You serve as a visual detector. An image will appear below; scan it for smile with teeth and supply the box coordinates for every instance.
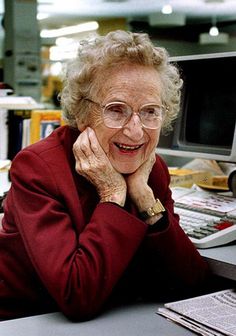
[115,143,143,151]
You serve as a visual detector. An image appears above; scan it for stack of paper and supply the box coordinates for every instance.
[158,289,236,336]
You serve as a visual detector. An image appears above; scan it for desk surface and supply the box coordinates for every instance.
[0,248,235,336]
[199,243,236,281]
[0,303,197,336]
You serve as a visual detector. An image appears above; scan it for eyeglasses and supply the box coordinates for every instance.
[85,98,164,129]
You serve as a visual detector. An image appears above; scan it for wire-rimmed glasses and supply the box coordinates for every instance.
[85,98,164,129]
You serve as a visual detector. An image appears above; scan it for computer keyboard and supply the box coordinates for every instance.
[175,206,236,248]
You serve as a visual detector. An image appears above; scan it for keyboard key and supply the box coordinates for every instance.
[215,221,234,230]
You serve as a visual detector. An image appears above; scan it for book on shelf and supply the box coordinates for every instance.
[0,88,12,160]
[0,108,8,160]
[22,118,31,149]
[30,109,64,144]
[7,110,32,160]
[5,109,65,161]
[158,288,236,336]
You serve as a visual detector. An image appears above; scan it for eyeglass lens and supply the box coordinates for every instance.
[103,102,163,129]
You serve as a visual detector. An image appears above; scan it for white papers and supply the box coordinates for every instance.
[172,187,236,216]
[171,186,196,201]
[0,160,11,196]
[158,308,223,336]
[0,171,11,196]
[0,160,11,170]
[158,289,236,336]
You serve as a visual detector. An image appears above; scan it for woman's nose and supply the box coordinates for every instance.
[122,113,144,141]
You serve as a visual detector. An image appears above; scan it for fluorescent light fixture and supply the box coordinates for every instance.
[40,21,99,38]
[50,44,78,61]
[149,12,185,27]
[161,4,173,14]
[50,62,63,76]
[55,37,74,46]
[199,32,229,44]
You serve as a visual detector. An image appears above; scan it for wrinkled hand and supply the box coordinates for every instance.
[125,149,157,212]
[73,127,127,206]
[126,149,156,193]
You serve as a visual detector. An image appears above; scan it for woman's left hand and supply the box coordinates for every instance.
[125,149,156,212]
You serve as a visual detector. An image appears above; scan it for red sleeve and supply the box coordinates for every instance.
[8,149,148,320]
[145,155,209,288]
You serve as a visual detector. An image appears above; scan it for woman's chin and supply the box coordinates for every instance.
[112,162,140,175]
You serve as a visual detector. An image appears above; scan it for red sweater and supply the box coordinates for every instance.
[0,126,209,320]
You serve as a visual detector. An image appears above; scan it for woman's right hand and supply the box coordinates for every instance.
[73,127,127,206]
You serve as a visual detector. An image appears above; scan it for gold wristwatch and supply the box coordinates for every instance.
[140,198,165,220]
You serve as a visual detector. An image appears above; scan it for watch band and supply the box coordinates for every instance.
[139,198,165,220]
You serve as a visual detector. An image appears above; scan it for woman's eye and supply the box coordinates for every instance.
[106,105,127,117]
[145,108,156,115]
[142,106,162,118]
[110,106,124,114]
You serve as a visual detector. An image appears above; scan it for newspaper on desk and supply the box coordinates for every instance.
[157,289,236,336]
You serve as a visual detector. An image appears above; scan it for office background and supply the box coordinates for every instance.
[0,3,236,334]
[1,0,236,105]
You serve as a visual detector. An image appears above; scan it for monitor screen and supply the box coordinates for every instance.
[158,52,236,163]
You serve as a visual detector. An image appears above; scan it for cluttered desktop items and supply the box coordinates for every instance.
[169,159,236,249]
[172,187,236,249]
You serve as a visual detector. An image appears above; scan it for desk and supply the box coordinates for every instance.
[0,303,196,336]
[0,247,235,335]
[199,243,236,281]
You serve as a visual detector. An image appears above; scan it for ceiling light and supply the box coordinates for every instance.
[209,25,219,36]
[199,14,228,45]
[161,4,173,14]
[40,21,99,38]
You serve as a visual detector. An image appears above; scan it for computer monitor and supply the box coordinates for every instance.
[158,52,236,163]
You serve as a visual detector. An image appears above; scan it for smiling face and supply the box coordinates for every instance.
[82,63,163,174]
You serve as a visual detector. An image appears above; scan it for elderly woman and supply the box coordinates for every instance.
[0,30,209,321]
